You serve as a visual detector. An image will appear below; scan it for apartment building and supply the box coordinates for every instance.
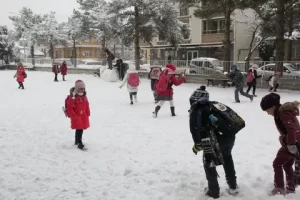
[140,2,260,64]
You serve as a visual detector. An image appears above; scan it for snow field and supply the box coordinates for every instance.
[0,70,299,200]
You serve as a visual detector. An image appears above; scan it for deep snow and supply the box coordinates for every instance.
[0,70,300,200]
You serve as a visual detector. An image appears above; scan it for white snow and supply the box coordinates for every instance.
[100,67,119,82]
[0,71,300,200]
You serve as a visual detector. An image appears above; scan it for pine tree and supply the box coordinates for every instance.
[0,26,16,64]
[108,0,185,70]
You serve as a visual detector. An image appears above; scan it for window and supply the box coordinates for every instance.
[182,24,190,39]
[83,51,91,57]
[203,19,227,34]
[179,7,189,16]
[158,31,166,41]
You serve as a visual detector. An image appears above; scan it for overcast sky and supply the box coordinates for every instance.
[0,0,80,29]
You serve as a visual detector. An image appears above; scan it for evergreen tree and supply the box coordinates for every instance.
[108,0,185,70]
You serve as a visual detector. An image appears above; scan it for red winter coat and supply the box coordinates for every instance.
[52,65,60,74]
[66,94,90,130]
[60,64,67,75]
[275,102,300,146]
[16,67,25,82]
[156,75,185,96]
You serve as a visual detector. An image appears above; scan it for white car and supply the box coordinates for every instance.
[256,63,300,78]
[189,57,223,74]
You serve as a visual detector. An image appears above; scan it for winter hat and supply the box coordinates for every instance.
[190,86,209,105]
[275,71,281,76]
[166,64,176,72]
[260,93,281,111]
[153,60,160,65]
[231,65,238,71]
[75,80,86,93]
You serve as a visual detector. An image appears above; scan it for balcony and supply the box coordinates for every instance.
[202,30,233,44]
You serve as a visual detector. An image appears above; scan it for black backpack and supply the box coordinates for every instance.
[209,101,245,135]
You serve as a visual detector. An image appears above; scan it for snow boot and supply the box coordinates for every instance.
[130,101,133,105]
[134,96,138,103]
[204,187,220,199]
[250,95,254,102]
[268,187,286,196]
[78,143,85,150]
[153,106,161,118]
[170,107,176,116]
[228,187,239,196]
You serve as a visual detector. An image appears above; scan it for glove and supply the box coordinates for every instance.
[287,145,298,154]
[192,144,202,155]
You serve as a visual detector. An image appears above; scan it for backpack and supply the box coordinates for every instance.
[128,73,140,87]
[149,67,161,79]
[155,68,173,93]
[246,71,254,82]
[209,101,245,135]
[23,72,27,78]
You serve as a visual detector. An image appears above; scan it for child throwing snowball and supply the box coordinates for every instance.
[119,69,140,105]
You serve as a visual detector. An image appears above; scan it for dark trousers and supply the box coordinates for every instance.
[273,147,295,191]
[204,136,237,194]
[54,73,58,82]
[120,68,125,80]
[75,129,83,145]
[270,84,279,92]
[235,86,252,101]
[62,75,65,81]
[150,79,158,101]
[246,82,256,95]
[295,157,300,186]
[129,92,137,101]
[18,82,24,89]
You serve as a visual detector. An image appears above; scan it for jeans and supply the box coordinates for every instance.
[75,129,83,145]
[204,135,237,194]
[235,86,252,101]
[246,82,256,95]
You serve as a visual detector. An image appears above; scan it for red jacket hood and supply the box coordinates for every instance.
[166,64,176,71]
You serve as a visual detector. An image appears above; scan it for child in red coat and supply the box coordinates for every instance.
[60,61,68,81]
[261,93,300,195]
[66,80,90,150]
[14,63,26,89]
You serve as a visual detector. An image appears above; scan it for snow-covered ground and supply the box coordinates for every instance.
[1,70,300,200]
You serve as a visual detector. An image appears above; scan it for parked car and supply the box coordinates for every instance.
[256,63,300,78]
[189,57,223,74]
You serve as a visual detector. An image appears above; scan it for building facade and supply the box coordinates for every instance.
[140,2,260,65]
[53,35,104,61]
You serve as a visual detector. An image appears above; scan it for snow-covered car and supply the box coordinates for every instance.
[256,63,300,78]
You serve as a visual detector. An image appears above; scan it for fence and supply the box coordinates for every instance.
[2,64,300,91]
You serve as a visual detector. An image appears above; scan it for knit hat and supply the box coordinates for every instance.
[231,65,238,71]
[75,80,85,93]
[260,93,281,111]
[190,85,209,105]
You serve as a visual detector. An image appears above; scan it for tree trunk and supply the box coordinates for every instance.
[285,8,293,61]
[223,4,232,72]
[134,6,140,70]
[73,38,77,68]
[275,0,285,72]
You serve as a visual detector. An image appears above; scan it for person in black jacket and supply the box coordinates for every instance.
[246,64,261,97]
[189,86,239,199]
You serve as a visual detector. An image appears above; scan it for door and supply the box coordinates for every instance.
[187,51,198,65]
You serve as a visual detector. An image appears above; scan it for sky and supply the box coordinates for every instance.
[0,0,80,29]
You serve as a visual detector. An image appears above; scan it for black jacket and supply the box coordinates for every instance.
[189,99,212,144]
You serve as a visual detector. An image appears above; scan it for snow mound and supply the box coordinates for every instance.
[101,68,119,82]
